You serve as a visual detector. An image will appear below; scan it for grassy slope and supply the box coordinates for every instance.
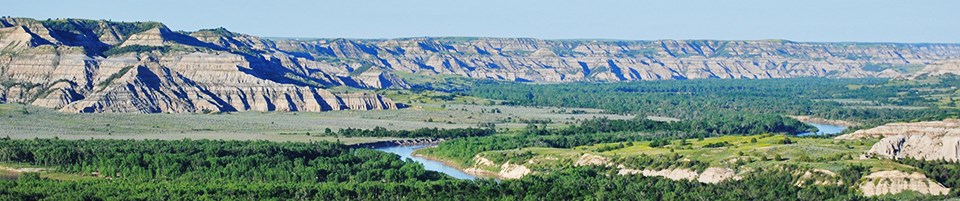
[0,91,631,142]
[439,134,914,175]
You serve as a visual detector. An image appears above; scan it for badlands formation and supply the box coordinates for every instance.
[0,18,397,113]
[838,119,960,162]
[4,17,960,113]
[837,119,960,196]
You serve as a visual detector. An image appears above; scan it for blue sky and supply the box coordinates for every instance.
[3,0,959,43]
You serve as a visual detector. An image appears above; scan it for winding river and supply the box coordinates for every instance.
[375,145,478,180]
[375,121,847,179]
[797,122,848,136]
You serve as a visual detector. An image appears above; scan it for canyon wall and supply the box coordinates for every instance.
[4,17,960,113]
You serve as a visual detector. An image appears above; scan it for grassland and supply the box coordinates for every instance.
[459,134,913,174]
[0,92,631,143]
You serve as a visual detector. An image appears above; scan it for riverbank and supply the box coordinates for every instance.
[411,150,502,179]
[790,116,858,127]
[372,145,480,180]
[348,138,445,149]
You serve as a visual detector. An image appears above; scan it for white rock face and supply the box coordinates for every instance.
[472,156,496,166]
[274,37,960,83]
[572,154,740,184]
[498,162,531,179]
[0,17,399,113]
[697,167,739,184]
[464,156,533,179]
[119,27,170,47]
[795,169,843,187]
[574,154,612,167]
[912,59,960,78]
[859,170,950,196]
[838,119,960,162]
[617,167,741,184]
[7,16,960,113]
[639,168,700,181]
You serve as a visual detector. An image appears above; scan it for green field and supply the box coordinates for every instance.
[439,134,914,176]
[0,93,632,143]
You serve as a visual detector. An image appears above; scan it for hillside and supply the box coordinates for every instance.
[0,17,398,113]
[2,17,960,113]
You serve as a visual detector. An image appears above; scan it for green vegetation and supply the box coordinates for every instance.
[102,45,171,56]
[898,158,960,196]
[4,73,960,199]
[862,63,925,73]
[0,138,883,200]
[39,19,102,34]
[97,66,133,89]
[196,27,238,37]
[349,64,374,76]
[458,77,960,128]
[558,114,814,136]
[329,127,494,138]
[419,115,813,166]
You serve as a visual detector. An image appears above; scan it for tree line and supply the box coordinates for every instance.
[0,138,892,200]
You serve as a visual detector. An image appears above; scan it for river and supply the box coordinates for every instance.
[375,145,478,180]
[797,122,848,136]
[374,121,846,180]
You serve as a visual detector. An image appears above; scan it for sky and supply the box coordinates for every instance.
[3,0,959,43]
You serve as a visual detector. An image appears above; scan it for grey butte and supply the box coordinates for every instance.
[838,119,960,162]
[3,17,960,113]
[0,17,397,113]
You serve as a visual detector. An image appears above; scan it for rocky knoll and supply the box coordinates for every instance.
[0,17,398,113]
[838,119,960,162]
[574,154,741,184]
[912,59,960,78]
[859,170,950,196]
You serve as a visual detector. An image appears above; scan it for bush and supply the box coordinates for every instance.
[103,45,170,56]
[776,136,794,144]
[702,141,730,148]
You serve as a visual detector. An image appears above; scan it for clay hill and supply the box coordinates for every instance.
[3,17,960,113]
[838,119,960,162]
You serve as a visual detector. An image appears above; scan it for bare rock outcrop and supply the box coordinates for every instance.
[621,168,700,181]
[697,167,740,184]
[473,155,496,166]
[275,37,960,83]
[497,162,532,179]
[618,167,741,184]
[6,17,960,113]
[795,169,843,187]
[463,155,532,179]
[0,17,398,113]
[573,154,739,184]
[859,170,950,196]
[838,119,960,162]
[119,27,171,47]
[574,154,612,167]
[911,59,960,78]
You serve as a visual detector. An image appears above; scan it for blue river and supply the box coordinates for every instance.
[377,122,846,180]
[797,122,847,137]
[375,145,478,180]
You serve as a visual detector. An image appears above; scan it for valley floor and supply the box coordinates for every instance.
[0,103,631,144]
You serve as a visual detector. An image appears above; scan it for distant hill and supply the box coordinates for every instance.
[2,17,959,113]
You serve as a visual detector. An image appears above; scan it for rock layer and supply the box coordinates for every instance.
[5,17,960,113]
[838,119,960,162]
[859,170,950,196]
[0,17,398,113]
[274,38,960,83]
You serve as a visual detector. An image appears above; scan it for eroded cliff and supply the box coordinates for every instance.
[838,119,960,162]
[4,17,960,113]
[0,17,398,113]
